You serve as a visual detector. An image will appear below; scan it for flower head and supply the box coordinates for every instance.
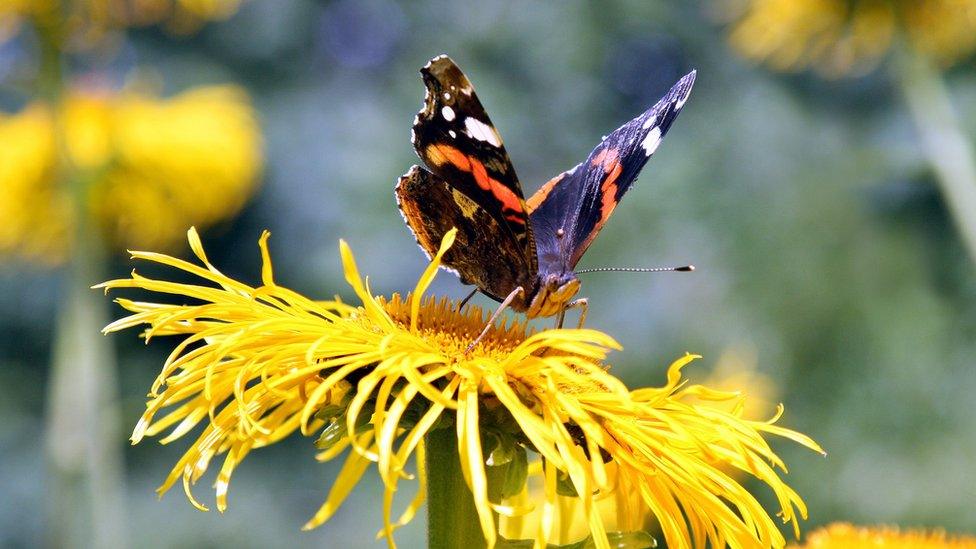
[101,228,823,549]
[793,523,976,548]
[0,85,261,264]
[723,0,976,77]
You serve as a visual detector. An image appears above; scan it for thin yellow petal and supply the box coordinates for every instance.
[303,438,375,530]
[409,227,457,332]
[458,383,496,547]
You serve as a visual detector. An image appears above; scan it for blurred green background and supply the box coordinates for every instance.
[2,1,975,547]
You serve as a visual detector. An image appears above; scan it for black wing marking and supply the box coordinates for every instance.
[528,70,696,271]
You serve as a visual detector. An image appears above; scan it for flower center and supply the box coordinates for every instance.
[380,293,531,356]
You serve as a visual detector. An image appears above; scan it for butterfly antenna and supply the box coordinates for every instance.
[576,265,695,274]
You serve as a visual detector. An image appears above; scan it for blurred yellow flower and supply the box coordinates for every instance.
[0,85,261,264]
[85,0,244,35]
[688,344,779,421]
[0,0,243,44]
[723,0,976,76]
[0,0,40,42]
[100,227,823,549]
[793,523,976,548]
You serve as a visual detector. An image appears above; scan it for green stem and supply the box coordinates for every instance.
[425,426,488,549]
[46,217,126,549]
[37,8,127,549]
[896,48,976,265]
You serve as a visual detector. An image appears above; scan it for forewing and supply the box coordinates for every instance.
[412,55,537,275]
[396,165,524,302]
[528,71,696,270]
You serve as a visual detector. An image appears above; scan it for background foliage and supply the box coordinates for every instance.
[1,1,974,547]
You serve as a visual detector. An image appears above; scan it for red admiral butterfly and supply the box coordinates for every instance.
[397,55,695,329]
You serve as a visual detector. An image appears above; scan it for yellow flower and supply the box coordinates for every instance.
[0,85,261,264]
[792,523,976,548]
[723,0,976,77]
[99,228,824,549]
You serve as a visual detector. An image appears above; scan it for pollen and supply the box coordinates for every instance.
[381,293,529,357]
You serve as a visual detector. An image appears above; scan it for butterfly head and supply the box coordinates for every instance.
[526,270,581,319]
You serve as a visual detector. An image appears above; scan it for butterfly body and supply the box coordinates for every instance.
[397,55,694,320]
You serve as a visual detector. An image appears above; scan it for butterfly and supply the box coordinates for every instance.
[396,54,695,327]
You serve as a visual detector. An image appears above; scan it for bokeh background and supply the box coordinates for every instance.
[2,1,975,547]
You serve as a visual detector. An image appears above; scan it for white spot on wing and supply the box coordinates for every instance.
[442,106,455,121]
[641,127,662,156]
[448,130,456,138]
[463,117,501,147]
[443,91,452,101]
[676,93,689,109]
[642,115,658,130]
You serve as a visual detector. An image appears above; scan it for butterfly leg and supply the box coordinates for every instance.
[466,286,524,353]
[555,308,567,329]
[457,288,478,312]
[566,298,589,328]
[553,298,588,329]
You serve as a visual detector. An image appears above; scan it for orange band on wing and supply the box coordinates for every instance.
[426,143,526,224]
[599,159,623,224]
[526,173,564,212]
[477,165,524,221]
[426,143,471,172]
[470,156,491,190]
[591,147,620,171]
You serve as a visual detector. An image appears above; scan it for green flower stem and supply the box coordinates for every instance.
[37,10,127,549]
[896,48,976,265]
[425,426,489,549]
[46,211,126,549]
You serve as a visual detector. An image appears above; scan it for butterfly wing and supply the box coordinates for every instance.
[411,55,537,278]
[396,165,525,302]
[528,71,696,271]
